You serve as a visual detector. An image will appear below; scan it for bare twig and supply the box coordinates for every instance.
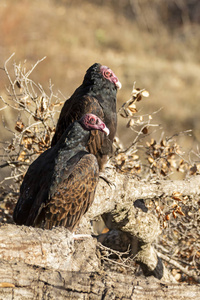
[25,56,46,78]
[157,251,200,283]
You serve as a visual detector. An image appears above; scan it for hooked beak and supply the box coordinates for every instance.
[115,80,122,89]
[102,125,110,136]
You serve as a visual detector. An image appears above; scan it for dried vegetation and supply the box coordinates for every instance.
[0,56,199,284]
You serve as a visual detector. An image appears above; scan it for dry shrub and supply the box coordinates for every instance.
[0,56,199,283]
[0,54,64,191]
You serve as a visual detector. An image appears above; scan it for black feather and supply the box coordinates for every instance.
[51,63,119,170]
[13,119,100,230]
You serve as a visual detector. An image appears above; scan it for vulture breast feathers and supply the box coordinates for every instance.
[51,63,121,170]
[13,114,109,231]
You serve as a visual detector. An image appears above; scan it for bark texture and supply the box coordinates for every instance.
[0,169,200,299]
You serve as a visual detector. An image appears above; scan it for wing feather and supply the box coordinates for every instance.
[52,95,103,145]
[41,153,99,230]
[13,147,56,225]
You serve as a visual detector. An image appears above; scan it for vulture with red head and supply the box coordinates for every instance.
[13,114,109,230]
[51,63,121,170]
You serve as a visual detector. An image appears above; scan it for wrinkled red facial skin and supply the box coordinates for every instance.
[80,114,109,135]
[100,65,121,89]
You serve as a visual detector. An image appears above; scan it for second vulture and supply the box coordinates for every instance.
[51,63,121,170]
[13,114,109,231]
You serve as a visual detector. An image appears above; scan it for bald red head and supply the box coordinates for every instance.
[100,65,122,89]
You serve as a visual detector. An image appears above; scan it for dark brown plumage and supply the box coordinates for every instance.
[13,114,109,231]
[51,63,121,170]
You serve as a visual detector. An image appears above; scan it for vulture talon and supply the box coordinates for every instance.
[99,174,116,189]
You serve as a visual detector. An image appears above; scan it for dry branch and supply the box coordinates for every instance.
[89,168,200,218]
[1,56,200,298]
[0,172,200,298]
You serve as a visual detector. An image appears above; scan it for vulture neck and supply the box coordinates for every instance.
[90,80,117,107]
[83,66,117,104]
[56,122,89,152]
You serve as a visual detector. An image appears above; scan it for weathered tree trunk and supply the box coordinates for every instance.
[0,224,200,300]
[0,169,200,299]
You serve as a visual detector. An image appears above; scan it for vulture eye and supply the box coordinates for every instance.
[89,117,96,124]
[105,70,112,77]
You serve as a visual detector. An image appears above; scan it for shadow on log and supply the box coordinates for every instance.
[0,224,200,299]
[0,168,200,299]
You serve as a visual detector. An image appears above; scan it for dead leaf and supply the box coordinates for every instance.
[172,192,182,201]
[165,214,170,221]
[141,90,149,97]
[190,164,197,175]
[0,282,15,288]
[176,206,185,216]
[172,211,177,219]
[142,126,148,134]
[18,151,27,162]
[126,119,135,128]
[15,121,24,132]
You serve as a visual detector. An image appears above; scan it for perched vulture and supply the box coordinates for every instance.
[13,114,109,231]
[51,63,121,170]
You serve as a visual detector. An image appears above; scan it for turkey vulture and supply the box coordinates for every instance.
[13,114,109,231]
[51,63,121,170]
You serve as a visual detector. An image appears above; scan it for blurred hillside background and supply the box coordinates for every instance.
[0,0,200,180]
